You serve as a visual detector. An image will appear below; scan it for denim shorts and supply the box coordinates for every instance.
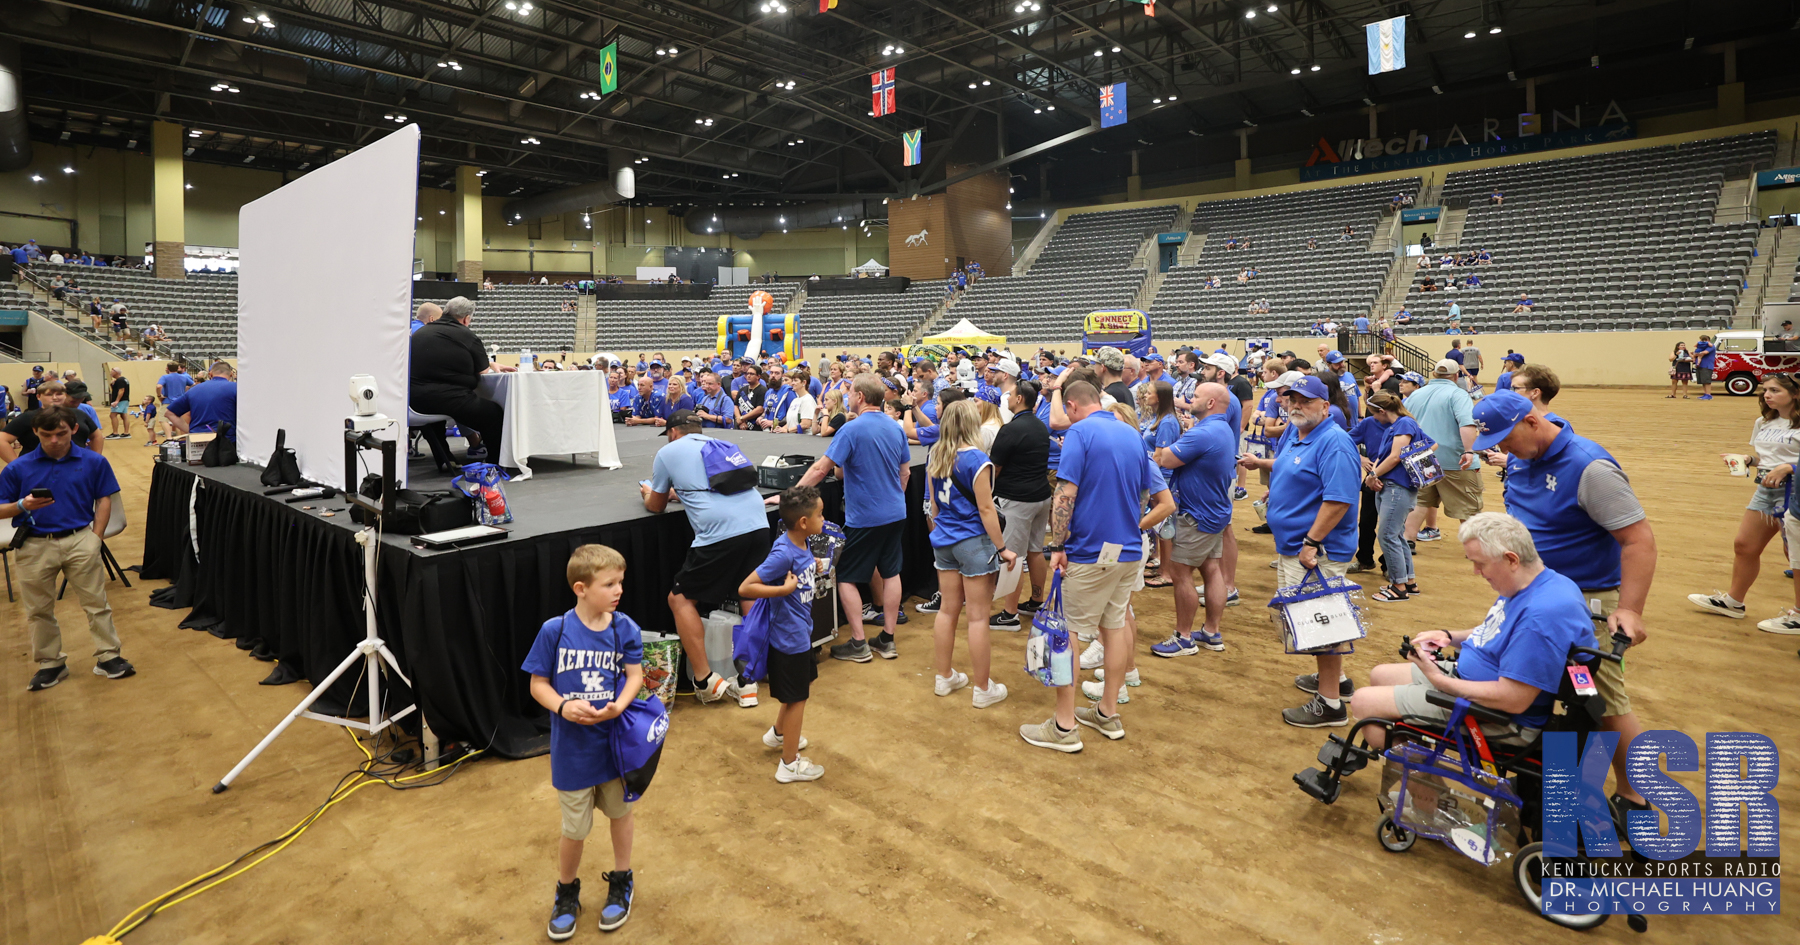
[932,534,1000,577]
[1747,482,1789,515]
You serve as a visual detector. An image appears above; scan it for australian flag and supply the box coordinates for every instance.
[872,68,896,117]
[1099,82,1126,128]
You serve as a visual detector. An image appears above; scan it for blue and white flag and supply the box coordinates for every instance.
[1099,82,1127,128]
[1366,16,1406,75]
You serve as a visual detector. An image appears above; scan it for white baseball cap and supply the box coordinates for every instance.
[1273,370,1306,389]
[1203,353,1237,373]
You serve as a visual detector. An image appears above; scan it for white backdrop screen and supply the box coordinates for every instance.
[237,126,418,489]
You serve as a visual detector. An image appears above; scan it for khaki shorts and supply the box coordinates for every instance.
[1393,661,1541,747]
[1581,587,1631,716]
[1169,515,1225,565]
[559,779,632,840]
[1415,468,1483,520]
[1275,554,1351,589]
[1061,560,1139,637]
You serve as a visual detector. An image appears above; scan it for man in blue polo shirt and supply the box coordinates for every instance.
[1019,379,1172,753]
[166,362,237,438]
[1472,390,1658,812]
[1154,382,1238,657]
[1237,375,1362,727]
[157,362,194,403]
[691,373,735,429]
[786,375,911,662]
[1492,352,1524,392]
[0,407,132,691]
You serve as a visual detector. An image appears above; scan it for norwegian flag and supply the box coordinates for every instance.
[871,68,896,117]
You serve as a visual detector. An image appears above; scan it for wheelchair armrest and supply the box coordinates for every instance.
[1423,689,1513,726]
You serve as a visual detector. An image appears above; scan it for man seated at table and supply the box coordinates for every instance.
[165,361,238,440]
[410,295,507,461]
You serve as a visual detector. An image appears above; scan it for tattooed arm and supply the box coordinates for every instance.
[1047,478,1076,572]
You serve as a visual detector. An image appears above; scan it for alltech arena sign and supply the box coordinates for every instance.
[1540,729,1782,918]
[1300,102,1634,182]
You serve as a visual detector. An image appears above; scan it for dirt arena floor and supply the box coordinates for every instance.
[4,386,1796,945]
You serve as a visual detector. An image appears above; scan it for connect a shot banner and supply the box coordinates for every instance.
[1082,310,1152,357]
[1367,15,1406,75]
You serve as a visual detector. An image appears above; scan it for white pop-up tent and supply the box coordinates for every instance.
[851,258,889,275]
[922,317,1006,348]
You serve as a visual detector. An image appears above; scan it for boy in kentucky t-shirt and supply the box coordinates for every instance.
[521,544,644,939]
[738,485,829,783]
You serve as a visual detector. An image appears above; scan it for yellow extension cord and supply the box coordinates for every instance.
[82,730,483,944]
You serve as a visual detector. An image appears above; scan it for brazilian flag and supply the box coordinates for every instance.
[599,42,619,95]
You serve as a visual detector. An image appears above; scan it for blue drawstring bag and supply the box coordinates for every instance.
[1025,571,1074,686]
[609,696,670,803]
[731,598,773,684]
[700,438,758,494]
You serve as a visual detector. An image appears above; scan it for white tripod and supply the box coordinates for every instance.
[213,527,416,792]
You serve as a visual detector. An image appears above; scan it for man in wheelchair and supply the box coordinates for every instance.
[1349,512,1596,752]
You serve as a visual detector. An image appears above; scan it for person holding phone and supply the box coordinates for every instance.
[0,407,131,691]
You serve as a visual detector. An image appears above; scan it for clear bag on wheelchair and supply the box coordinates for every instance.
[1379,741,1524,867]
[1268,566,1366,655]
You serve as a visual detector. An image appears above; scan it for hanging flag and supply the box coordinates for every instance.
[1099,81,1127,128]
[1144,0,1155,15]
[819,0,836,10]
[902,129,923,166]
[1366,15,1406,75]
[598,42,619,94]
[871,68,896,117]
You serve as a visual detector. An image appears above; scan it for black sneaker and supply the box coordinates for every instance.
[94,656,136,679]
[914,592,942,614]
[990,610,1022,630]
[1282,693,1349,728]
[1293,673,1356,697]
[547,879,580,941]
[830,639,873,662]
[1017,598,1044,614]
[27,665,69,691]
[1250,523,1273,534]
[599,870,633,932]
[868,634,898,660]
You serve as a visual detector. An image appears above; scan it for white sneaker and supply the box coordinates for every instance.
[762,725,809,750]
[1079,638,1106,670]
[775,756,825,782]
[1757,608,1800,634]
[934,670,970,696]
[727,679,759,707]
[1080,679,1130,703]
[694,674,732,704]
[972,680,1009,708]
[1687,591,1747,619]
[1093,667,1142,687]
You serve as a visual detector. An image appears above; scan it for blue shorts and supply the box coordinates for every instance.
[931,534,999,577]
[1748,482,1789,515]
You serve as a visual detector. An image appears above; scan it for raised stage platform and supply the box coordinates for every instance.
[141,427,931,760]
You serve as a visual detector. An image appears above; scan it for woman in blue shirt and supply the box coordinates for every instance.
[1362,391,1426,601]
[924,400,1017,709]
[1138,381,1182,587]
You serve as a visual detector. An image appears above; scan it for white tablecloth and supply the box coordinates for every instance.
[476,371,621,479]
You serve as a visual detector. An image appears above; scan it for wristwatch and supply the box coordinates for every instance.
[1303,537,1325,551]
[1042,544,1065,553]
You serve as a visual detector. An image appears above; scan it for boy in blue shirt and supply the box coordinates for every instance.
[521,545,644,938]
[738,486,828,783]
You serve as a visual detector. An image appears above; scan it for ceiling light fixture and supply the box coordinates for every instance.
[969,82,978,89]
[1047,104,1055,110]
[1094,50,1103,57]
[1300,108,1313,117]
[1245,9,1256,19]
[1489,26,1502,34]
[189,129,201,137]
[185,182,194,190]
[1112,46,1121,53]
[62,165,74,174]
[1290,67,1301,75]
[1267,3,1277,12]
[1309,64,1320,72]
[1165,95,1174,101]
[1463,30,1477,38]
[29,174,43,182]
[1033,107,1042,114]
[1153,97,1162,104]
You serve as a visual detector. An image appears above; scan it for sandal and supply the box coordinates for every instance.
[1372,584,1410,602]
[1405,583,1422,596]
[1143,573,1175,588]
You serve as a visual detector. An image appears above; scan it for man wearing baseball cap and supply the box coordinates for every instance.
[1403,359,1483,543]
[1093,347,1132,406]
[642,409,769,706]
[1237,374,1363,727]
[1471,389,1659,815]
[1320,351,1359,422]
[1493,352,1525,393]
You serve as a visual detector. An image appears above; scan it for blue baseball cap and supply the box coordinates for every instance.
[1283,375,1331,401]
[1323,350,1345,364]
[1502,352,1524,364]
[1401,371,1426,386]
[1145,352,1165,363]
[1473,390,1533,451]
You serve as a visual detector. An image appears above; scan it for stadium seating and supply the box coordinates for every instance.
[590,283,802,352]
[1149,180,1411,338]
[477,284,579,353]
[919,204,1179,342]
[796,286,943,347]
[1424,131,1775,331]
[28,262,231,359]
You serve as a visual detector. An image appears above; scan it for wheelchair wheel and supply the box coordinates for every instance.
[1512,842,1610,930]
[1376,814,1416,853]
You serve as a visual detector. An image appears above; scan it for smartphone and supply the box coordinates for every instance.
[29,488,52,500]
